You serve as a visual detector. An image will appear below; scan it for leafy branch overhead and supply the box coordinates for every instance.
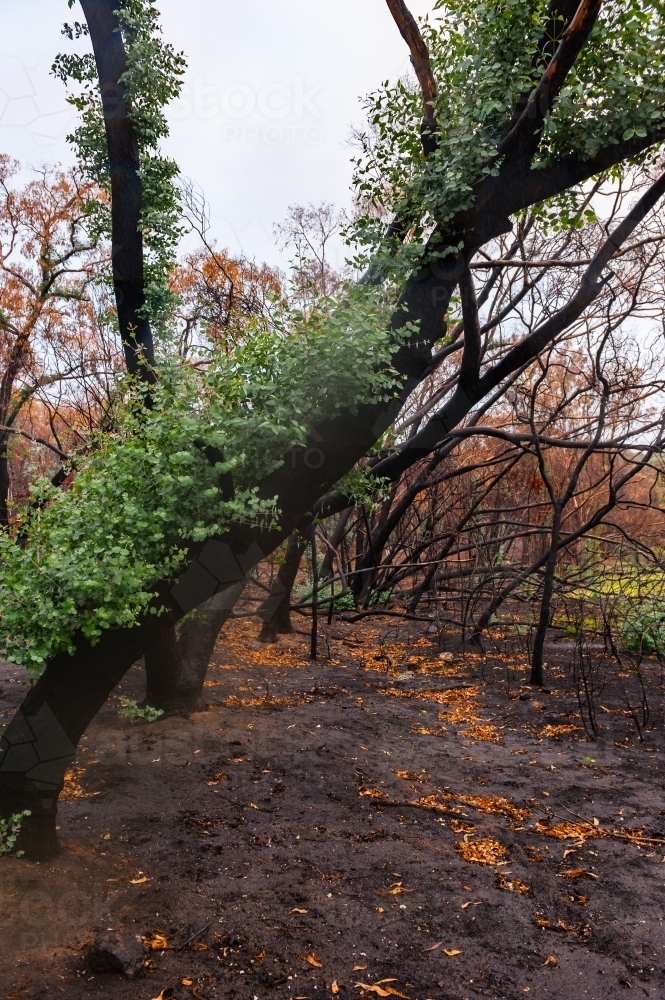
[352,0,665,265]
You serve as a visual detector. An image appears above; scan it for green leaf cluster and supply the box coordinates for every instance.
[350,0,665,263]
[54,0,187,327]
[119,697,164,723]
[0,285,406,671]
[0,810,31,857]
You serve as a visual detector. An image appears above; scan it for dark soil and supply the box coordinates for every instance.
[1,618,664,1000]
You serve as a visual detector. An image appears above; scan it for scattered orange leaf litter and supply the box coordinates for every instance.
[60,767,92,800]
[456,837,509,865]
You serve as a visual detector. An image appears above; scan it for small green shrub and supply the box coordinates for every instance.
[619,599,665,655]
[0,810,31,857]
[369,590,391,606]
[333,592,356,612]
[119,698,164,724]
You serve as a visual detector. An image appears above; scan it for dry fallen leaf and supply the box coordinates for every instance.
[355,981,410,999]
[182,981,194,988]
[460,901,481,910]
[331,981,340,994]
[559,869,599,880]
[443,949,462,957]
[129,875,148,885]
[543,955,559,967]
[191,942,208,952]
[307,952,324,968]
[353,965,368,971]
[292,908,309,914]
[144,933,168,951]
[496,873,530,895]
[377,882,410,896]
[422,940,444,952]
[151,991,175,1000]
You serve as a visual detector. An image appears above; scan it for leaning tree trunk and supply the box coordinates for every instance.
[258,534,308,643]
[0,607,178,859]
[143,583,245,714]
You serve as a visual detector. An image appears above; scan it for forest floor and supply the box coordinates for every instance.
[1,616,664,1000]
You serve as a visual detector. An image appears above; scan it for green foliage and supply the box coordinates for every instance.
[333,592,357,612]
[369,589,391,606]
[53,0,187,327]
[336,465,391,512]
[0,285,406,671]
[119,697,164,723]
[619,598,665,655]
[350,0,665,265]
[0,811,31,857]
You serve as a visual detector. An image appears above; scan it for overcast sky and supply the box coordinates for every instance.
[0,0,434,267]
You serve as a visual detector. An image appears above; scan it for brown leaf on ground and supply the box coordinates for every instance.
[144,933,168,951]
[376,882,412,896]
[460,723,503,743]
[307,952,324,968]
[443,949,462,956]
[292,908,308,914]
[411,725,447,737]
[357,787,387,800]
[543,955,559,967]
[392,769,427,781]
[422,940,443,952]
[456,837,509,865]
[496,872,530,894]
[535,819,605,843]
[331,981,340,994]
[450,820,476,833]
[410,794,461,815]
[381,686,480,705]
[61,768,93,801]
[540,724,582,738]
[558,869,599,880]
[355,981,410,999]
[456,793,530,822]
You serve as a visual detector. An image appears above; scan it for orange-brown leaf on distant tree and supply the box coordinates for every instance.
[0,155,119,522]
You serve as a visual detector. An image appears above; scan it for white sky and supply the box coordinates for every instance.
[0,0,434,268]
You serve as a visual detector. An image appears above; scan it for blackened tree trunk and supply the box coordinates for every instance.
[0,602,180,859]
[529,504,562,686]
[258,534,308,643]
[144,583,245,714]
[0,438,10,527]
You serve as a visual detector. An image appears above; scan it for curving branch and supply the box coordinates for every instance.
[364,167,665,483]
[0,425,70,461]
[498,0,605,159]
[385,0,438,155]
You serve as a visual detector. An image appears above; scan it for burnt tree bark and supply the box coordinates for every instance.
[257,534,308,643]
